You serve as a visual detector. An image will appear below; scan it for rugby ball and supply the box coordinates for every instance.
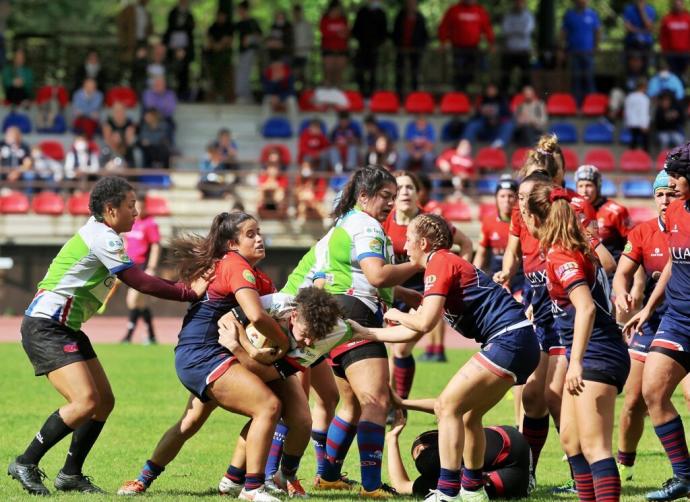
[245,324,280,351]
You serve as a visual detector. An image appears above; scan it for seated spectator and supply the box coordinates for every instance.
[64,135,100,180]
[142,75,177,141]
[648,60,685,100]
[295,160,328,223]
[1,126,31,181]
[216,127,239,169]
[198,140,234,199]
[102,102,137,152]
[73,50,107,93]
[298,118,330,168]
[363,113,382,147]
[462,83,515,148]
[72,77,104,139]
[655,89,686,149]
[29,145,64,187]
[260,58,298,126]
[398,115,435,172]
[513,85,548,146]
[328,110,361,173]
[366,133,398,170]
[624,77,651,151]
[146,42,169,91]
[2,48,33,107]
[35,87,67,134]
[258,148,289,215]
[138,108,172,168]
[99,130,133,171]
[436,139,474,189]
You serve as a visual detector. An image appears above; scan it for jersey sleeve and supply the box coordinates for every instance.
[353,222,387,262]
[215,256,259,297]
[423,255,454,297]
[479,219,491,247]
[549,250,588,293]
[92,230,134,274]
[622,224,644,264]
[509,206,523,237]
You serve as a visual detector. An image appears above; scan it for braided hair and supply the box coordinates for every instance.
[411,214,453,252]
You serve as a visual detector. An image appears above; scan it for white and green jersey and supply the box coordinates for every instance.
[26,217,134,330]
[258,292,353,370]
[280,239,329,296]
[318,208,394,313]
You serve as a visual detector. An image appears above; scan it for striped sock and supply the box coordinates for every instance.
[280,453,301,479]
[322,416,357,481]
[357,421,385,491]
[522,414,549,471]
[616,450,636,467]
[137,459,164,488]
[225,464,245,484]
[265,422,288,478]
[244,473,265,491]
[655,415,690,478]
[461,467,484,492]
[437,468,461,497]
[393,356,416,398]
[568,453,595,502]
[591,457,621,502]
[311,429,328,476]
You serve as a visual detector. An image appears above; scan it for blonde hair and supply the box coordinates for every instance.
[520,134,565,181]
[411,214,453,252]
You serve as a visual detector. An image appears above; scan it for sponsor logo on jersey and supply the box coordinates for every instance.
[424,274,437,291]
[107,239,123,251]
[369,239,383,253]
[556,262,579,282]
[671,247,690,261]
[490,232,500,241]
[242,269,256,284]
[623,241,633,254]
[651,247,664,257]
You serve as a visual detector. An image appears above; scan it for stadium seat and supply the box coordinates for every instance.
[475,176,499,196]
[562,147,580,171]
[31,191,65,215]
[620,150,652,172]
[618,128,632,145]
[38,140,66,161]
[2,111,32,133]
[622,178,654,198]
[145,195,171,216]
[583,148,616,172]
[36,114,67,134]
[329,175,349,192]
[260,144,292,166]
[549,122,578,144]
[511,147,530,170]
[583,122,614,144]
[656,150,670,170]
[139,175,172,188]
[0,191,30,214]
[298,89,321,112]
[337,90,364,112]
[105,86,138,108]
[298,118,327,135]
[440,119,464,142]
[581,93,609,116]
[546,93,578,116]
[474,147,507,171]
[441,201,472,222]
[565,179,576,192]
[377,120,400,142]
[35,85,69,108]
[440,92,470,114]
[404,91,435,114]
[370,91,400,113]
[509,93,525,113]
[601,178,617,197]
[261,117,293,138]
[629,206,657,225]
[67,193,91,216]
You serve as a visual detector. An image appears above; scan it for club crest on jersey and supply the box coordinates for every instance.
[557,262,579,281]
[424,274,437,291]
[369,239,383,253]
[651,247,664,257]
[623,241,633,254]
[107,239,123,251]
[242,269,256,284]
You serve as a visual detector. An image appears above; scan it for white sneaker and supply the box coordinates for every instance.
[423,489,461,502]
[238,485,283,502]
[264,477,287,494]
[460,487,490,501]
[218,475,243,496]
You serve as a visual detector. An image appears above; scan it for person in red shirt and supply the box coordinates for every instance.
[258,148,289,216]
[320,0,349,88]
[438,0,494,89]
[298,118,329,168]
[660,0,690,80]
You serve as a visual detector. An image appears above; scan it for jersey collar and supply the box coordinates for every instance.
[658,216,667,233]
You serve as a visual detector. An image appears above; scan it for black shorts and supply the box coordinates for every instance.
[21,316,97,376]
[650,346,690,374]
[583,367,627,394]
[331,342,388,379]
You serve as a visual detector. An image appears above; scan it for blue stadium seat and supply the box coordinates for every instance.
[601,178,617,197]
[36,114,67,134]
[2,111,32,133]
[329,175,349,192]
[377,119,399,142]
[261,117,293,138]
[618,128,632,145]
[565,179,576,192]
[621,178,653,198]
[583,122,614,144]
[549,122,578,144]
[298,118,327,135]
[441,119,465,142]
[475,176,499,196]
[139,175,172,188]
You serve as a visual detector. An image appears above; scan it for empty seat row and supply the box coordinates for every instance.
[0,192,171,216]
[477,175,659,199]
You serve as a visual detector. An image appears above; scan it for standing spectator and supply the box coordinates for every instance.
[142,76,177,141]
[500,0,535,93]
[145,42,168,91]
[624,78,651,151]
[623,0,656,74]
[163,0,195,101]
[655,89,686,148]
[513,85,548,146]
[64,135,100,180]
[560,0,601,104]
[392,0,429,97]
[398,115,436,172]
[2,48,33,106]
[292,4,314,89]
[298,118,330,168]
[117,0,153,67]
[0,126,31,181]
[438,0,494,90]
[351,0,388,98]
[462,82,515,148]
[648,59,686,100]
[72,78,103,140]
[234,0,262,104]
[366,133,398,170]
[138,108,172,168]
[73,50,107,93]
[205,10,234,102]
[660,0,690,81]
[320,0,349,88]
[260,58,298,126]
[328,110,361,172]
[265,9,293,62]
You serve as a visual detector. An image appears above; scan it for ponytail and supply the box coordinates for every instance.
[520,134,565,181]
[332,165,396,219]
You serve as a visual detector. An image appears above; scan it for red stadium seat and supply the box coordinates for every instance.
[441,201,472,222]
[475,147,507,171]
[298,89,320,112]
[583,148,616,172]
[145,195,171,217]
[38,140,66,161]
[67,193,91,216]
[32,192,65,215]
[423,200,443,215]
[620,150,652,173]
[561,147,580,171]
[440,92,470,114]
[260,144,292,166]
[581,93,609,116]
[105,86,138,108]
[546,93,578,116]
[511,147,530,170]
[404,91,435,114]
[0,191,30,214]
[510,94,525,113]
[657,150,670,170]
[341,90,364,112]
[35,85,69,108]
[628,206,657,225]
[369,91,400,113]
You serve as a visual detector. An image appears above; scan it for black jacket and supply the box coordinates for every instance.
[352,6,388,48]
[392,10,429,50]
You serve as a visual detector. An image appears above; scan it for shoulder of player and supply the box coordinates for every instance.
[82,218,124,250]
[343,210,383,231]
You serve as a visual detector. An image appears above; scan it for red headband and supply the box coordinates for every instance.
[549,187,573,203]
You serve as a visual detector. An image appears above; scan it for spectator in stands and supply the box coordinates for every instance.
[137,108,171,168]
[1,126,31,181]
[623,0,656,74]
[116,0,153,67]
[258,148,289,214]
[163,0,195,100]
[29,145,64,186]
[73,50,107,93]
[99,130,133,171]
[436,139,474,189]
[234,0,262,104]
[72,77,103,140]
[298,118,330,169]
[462,82,515,148]
[205,9,234,102]
[366,133,398,170]
[654,89,686,148]
[64,135,100,180]
[320,0,349,88]
[260,58,298,127]
[399,114,436,172]
[328,110,361,173]
[266,9,293,62]
[500,0,535,93]
[648,59,686,100]
[352,0,388,98]
[624,77,651,151]
[292,4,314,89]
[145,41,168,91]
[2,47,33,106]
[560,0,601,104]
[103,102,137,153]
[216,128,238,169]
[142,75,177,141]
[438,0,494,89]
[363,114,383,147]
[660,0,690,81]
[35,86,67,134]
[513,85,548,146]
[295,160,328,223]
[392,0,428,97]
[198,140,234,198]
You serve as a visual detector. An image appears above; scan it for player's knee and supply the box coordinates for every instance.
[73,390,100,419]
[642,379,664,411]
[623,390,646,416]
[521,385,546,415]
[95,390,115,417]
[359,390,389,422]
[258,395,282,422]
[435,394,460,419]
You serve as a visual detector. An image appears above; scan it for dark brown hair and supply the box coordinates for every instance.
[294,287,343,340]
[332,165,396,219]
[394,170,421,193]
[411,214,453,252]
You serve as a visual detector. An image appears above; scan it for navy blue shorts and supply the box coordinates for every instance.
[474,325,540,385]
[649,315,690,373]
[567,338,630,394]
[535,321,565,356]
[174,344,237,402]
[629,329,654,363]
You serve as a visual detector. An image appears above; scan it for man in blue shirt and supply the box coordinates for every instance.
[648,60,686,101]
[560,0,601,104]
[623,1,657,73]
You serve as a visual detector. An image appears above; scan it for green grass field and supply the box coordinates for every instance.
[1,343,688,501]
